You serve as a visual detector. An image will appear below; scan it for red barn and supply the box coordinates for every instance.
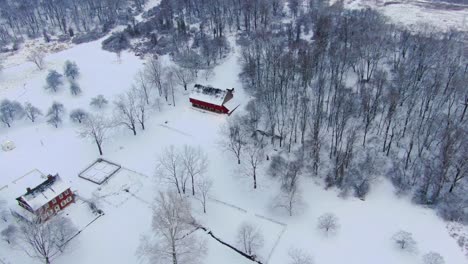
[16,174,74,221]
[189,84,235,114]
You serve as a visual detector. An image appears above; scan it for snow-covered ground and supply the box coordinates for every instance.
[337,0,468,31]
[0,33,466,264]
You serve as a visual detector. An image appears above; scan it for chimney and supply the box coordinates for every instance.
[26,187,32,193]
[47,175,53,180]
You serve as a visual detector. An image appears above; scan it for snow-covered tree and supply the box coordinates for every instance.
[45,70,63,92]
[196,175,213,213]
[392,230,417,252]
[0,99,24,127]
[46,102,65,128]
[27,50,45,70]
[90,95,108,109]
[24,102,42,123]
[182,145,208,196]
[157,145,187,194]
[69,81,82,96]
[288,248,314,264]
[236,222,264,256]
[64,60,79,80]
[134,70,152,105]
[317,213,340,236]
[221,116,248,164]
[138,191,206,264]
[143,57,164,98]
[16,216,77,264]
[173,66,195,90]
[69,109,88,123]
[114,90,138,135]
[422,252,445,264]
[275,185,302,217]
[78,115,111,156]
[243,139,265,189]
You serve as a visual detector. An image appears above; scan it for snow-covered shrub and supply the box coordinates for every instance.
[422,252,445,264]
[288,248,314,264]
[392,230,417,252]
[317,213,340,236]
[90,95,108,109]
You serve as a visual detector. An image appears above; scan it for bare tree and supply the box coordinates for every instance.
[157,146,187,194]
[236,222,264,256]
[392,230,417,252]
[16,216,77,264]
[243,140,265,189]
[173,66,195,91]
[144,57,164,97]
[317,213,340,236]
[221,116,247,164]
[134,70,152,105]
[114,90,138,135]
[132,87,149,130]
[196,174,213,213]
[1,225,17,245]
[275,186,302,216]
[288,248,314,264]
[138,191,206,264]
[182,145,208,196]
[78,115,111,156]
[422,252,445,264]
[27,50,45,70]
[164,70,177,107]
[90,95,108,109]
[46,102,65,128]
[24,102,42,122]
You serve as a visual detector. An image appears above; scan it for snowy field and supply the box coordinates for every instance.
[337,0,468,31]
[0,30,466,264]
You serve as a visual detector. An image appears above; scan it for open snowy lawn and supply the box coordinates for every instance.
[195,197,286,263]
[0,35,466,264]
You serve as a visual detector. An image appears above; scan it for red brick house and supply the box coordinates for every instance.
[16,174,74,221]
[189,84,235,114]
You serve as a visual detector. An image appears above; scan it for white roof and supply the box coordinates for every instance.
[223,96,240,111]
[14,171,71,211]
[189,85,227,106]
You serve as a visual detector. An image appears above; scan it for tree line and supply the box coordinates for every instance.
[220,2,467,222]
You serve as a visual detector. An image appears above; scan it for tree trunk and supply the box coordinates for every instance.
[191,175,195,196]
[253,169,257,189]
[96,139,103,156]
[172,241,178,264]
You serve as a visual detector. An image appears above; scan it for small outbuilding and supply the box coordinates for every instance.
[189,84,235,114]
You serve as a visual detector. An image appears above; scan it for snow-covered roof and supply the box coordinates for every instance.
[223,96,240,112]
[15,172,71,211]
[189,84,228,106]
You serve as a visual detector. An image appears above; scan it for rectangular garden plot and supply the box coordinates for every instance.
[78,158,121,185]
